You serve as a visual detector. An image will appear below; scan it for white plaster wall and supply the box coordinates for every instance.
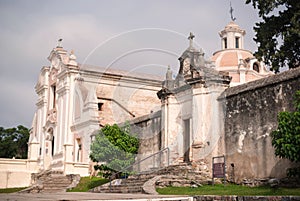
[162,94,183,164]
[0,171,32,188]
[0,158,39,188]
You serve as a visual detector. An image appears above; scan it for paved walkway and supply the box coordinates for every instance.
[0,192,192,201]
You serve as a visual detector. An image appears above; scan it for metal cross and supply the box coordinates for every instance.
[188,32,195,47]
[230,2,236,21]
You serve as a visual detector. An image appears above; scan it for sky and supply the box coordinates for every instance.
[0,0,262,128]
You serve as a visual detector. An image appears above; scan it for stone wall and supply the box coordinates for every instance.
[219,68,300,183]
[127,111,162,172]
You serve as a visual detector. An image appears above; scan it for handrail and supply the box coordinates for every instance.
[109,147,169,191]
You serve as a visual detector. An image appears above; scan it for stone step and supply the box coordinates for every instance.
[93,185,143,193]
[121,179,148,184]
[90,162,211,194]
[43,178,71,183]
[44,179,71,183]
[40,189,66,193]
[43,180,70,185]
[42,183,71,187]
[22,170,79,193]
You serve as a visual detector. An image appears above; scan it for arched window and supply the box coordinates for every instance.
[253,63,260,73]
[76,138,82,162]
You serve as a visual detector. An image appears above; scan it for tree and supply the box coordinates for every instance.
[246,0,300,73]
[271,90,300,163]
[90,124,139,177]
[0,125,30,159]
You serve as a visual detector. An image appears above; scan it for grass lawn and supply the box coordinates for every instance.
[67,176,109,192]
[157,184,300,196]
[0,187,27,193]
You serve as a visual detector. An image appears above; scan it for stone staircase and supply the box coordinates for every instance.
[91,174,155,193]
[20,170,80,193]
[90,162,212,194]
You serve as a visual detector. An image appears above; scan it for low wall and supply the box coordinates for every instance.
[65,162,89,176]
[0,158,28,171]
[219,68,300,183]
[0,171,32,189]
[0,158,39,188]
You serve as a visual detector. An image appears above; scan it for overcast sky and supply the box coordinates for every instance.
[0,0,262,128]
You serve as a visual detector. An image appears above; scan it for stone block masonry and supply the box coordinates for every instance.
[219,67,300,183]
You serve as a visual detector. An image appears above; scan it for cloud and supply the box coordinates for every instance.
[0,77,36,127]
[0,0,263,128]
[0,9,114,127]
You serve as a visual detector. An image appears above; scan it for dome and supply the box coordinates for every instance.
[211,49,254,68]
[210,21,273,86]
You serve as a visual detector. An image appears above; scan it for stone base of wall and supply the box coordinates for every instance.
[194,196,300,201]
[241,177,300,188]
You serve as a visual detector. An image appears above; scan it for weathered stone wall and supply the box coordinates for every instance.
[219,68,300,183]
[127,111,162,172]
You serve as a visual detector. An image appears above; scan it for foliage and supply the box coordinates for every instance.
[287,167,300,178]
[67,176,109,192]
[93,164,117,178]
[246,0,300,73]
[157,184,300,196]
[90,124,139,176]
[0,125,30,159]
[271,90,300,163]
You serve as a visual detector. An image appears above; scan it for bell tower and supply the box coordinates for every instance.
[219,3,245,50]
[219,21,245,50]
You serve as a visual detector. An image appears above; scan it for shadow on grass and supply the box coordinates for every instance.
[0,187,27,194]
[68,177,109,192]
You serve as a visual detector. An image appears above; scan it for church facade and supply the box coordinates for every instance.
[28,21,280,178]
[2,20,297,188]
[29,45,163,176]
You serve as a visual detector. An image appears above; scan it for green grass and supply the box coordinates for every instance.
[0,187,27,193]
[67,176,109,192]
[157,184,300,196]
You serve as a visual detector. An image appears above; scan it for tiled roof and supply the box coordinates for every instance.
[211,49,253,67]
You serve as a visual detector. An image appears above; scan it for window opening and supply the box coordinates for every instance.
[235,37,240,48]
[98,102,104,111]
[253,63,260,72]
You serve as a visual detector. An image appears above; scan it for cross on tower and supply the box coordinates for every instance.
[57,38,63,48]
[188,32,195,47]
[230,2,236,21]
